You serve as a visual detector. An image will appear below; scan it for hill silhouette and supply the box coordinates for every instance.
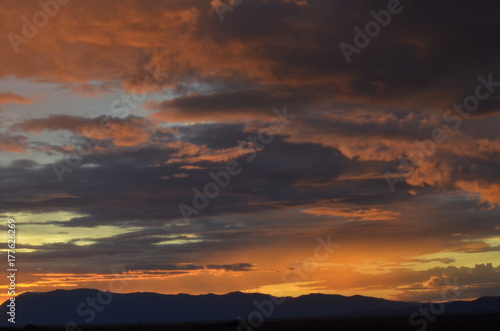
[1,289,499,327]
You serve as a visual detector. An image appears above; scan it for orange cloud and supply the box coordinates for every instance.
[0,92,31,104]
[165,141,254,164]
[302,207,401,221]
[456,180,500,207]
[20,115,152,148]
[0,0,279,91]
[0,133,27,153]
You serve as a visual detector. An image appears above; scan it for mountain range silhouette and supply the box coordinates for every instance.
[1,289,499,327]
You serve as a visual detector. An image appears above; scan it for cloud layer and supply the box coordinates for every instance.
[0,0,499,303]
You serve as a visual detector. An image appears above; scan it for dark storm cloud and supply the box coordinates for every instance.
[5,109,497,233]
[206,263,255,272]
[194,0,500,112]
[157,89,291,114]
[2,118,400,228]
[3,0,500,112]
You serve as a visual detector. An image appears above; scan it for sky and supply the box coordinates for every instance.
[0,0,500,304]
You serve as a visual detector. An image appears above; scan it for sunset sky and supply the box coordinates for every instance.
[1,0,500,304]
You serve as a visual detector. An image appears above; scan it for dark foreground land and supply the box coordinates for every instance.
[3,313,500,331]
